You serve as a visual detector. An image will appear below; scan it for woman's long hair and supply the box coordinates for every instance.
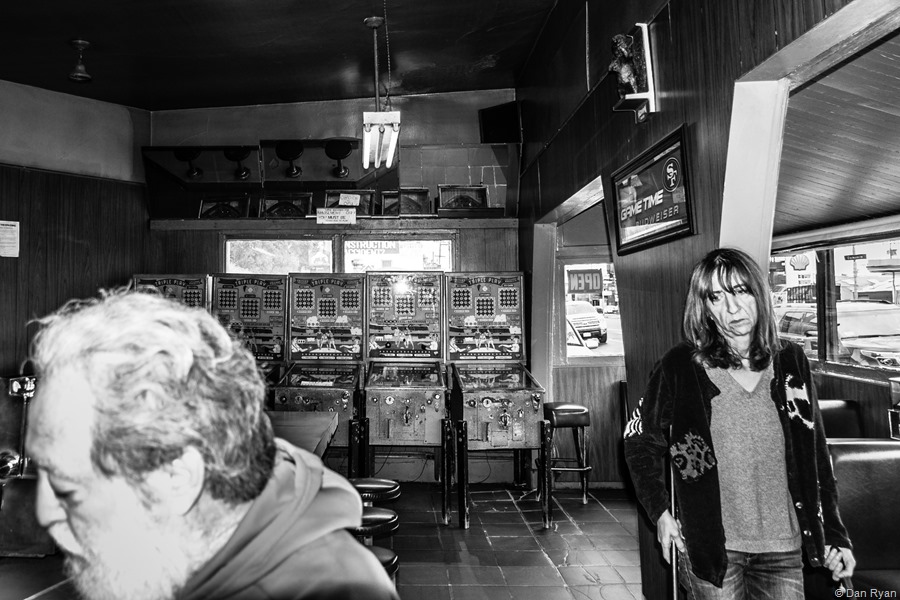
[683,247,781,370]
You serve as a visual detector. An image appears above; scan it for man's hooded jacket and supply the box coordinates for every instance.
[179,440,399,600]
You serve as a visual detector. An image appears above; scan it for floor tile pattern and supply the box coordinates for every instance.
[390,484,643,600]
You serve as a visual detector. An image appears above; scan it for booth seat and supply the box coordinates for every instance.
[825,439,900,592]
[818,399,864,438]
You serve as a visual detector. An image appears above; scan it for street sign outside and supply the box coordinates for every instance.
[844,254,867,261]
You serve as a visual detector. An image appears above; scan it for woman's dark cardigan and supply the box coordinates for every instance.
[623,341,852,587]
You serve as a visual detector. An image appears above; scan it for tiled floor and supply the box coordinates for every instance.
[391,483,643,600]
[0,483,643,600]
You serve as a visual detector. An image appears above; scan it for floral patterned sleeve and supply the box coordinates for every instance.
[624,358,674,525]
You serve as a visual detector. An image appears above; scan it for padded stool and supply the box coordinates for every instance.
[543,402,592,504]
[349,477,401,506]
[366,545,399,585]
[348,506,399,546]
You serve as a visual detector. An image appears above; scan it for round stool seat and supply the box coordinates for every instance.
[349,477,401,503]
[543,402,590,428]
[367,545,399,578]
[350,506,399,539]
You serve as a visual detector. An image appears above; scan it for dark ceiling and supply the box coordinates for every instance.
[775,29,900,238]
[0,0,556,111]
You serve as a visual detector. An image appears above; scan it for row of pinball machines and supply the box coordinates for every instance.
[132,271,552,528]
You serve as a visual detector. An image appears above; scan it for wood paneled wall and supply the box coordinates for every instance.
[515,1,856,597]
[0,164,149,374]
[551,364,628,483]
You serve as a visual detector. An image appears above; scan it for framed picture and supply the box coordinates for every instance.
[611,125,694,255]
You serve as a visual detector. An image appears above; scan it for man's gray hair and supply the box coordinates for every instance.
[30,288,275,504]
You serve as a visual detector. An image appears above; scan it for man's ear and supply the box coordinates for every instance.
[145,446,206,516]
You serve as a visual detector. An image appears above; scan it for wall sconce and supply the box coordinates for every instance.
[325,139,352,178]
[224,147,252,181]
[608,22,658,123]
[275,141,304,178]
[173,148,203,179]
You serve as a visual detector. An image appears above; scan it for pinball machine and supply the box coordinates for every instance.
[210,273,288,391]
[132,274,212,309]
[445,272,549,528]
[269,274,365,472]
[363,271,453,520]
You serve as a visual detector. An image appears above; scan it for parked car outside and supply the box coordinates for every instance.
[566,300,608,343]
[774,300,900,369]
[566,318,599,357]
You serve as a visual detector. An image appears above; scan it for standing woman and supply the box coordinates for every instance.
[624,248,855,599]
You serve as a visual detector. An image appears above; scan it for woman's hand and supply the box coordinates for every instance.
[656,510,685,563]
[824,545,855,581]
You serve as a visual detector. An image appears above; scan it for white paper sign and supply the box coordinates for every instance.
[338,193,361,207]
[316,208,357,225]
[0,221,20,258]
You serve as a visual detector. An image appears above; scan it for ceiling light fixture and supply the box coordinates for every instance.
[362,15,400,170]
[68,39,92,83]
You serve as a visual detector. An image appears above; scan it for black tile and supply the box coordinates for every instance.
[398,522,445,536]
[394,534,441,550]
[447,565,506,585]
[399,565,450,585]
[493,550,553,567]
[396,584,452,600]
[545,549,610,567]
[507,585,575,599]
[481,523,533,536]
[450,585,513,600]
[488,536,542,551]
[476,511,527,524]
[442,547,498,567]
[576,522,633,537]
[396,547,447,564]
[536,520,581,534]
[499,566,566,586]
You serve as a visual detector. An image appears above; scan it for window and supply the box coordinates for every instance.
[772,238,900,371]
[562,263,621,359]
[343,239,453,272]
[225,239,332,274]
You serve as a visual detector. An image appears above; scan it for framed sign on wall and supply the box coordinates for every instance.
[611,125,694,255]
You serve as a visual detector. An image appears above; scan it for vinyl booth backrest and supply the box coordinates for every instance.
[827,439,900,588]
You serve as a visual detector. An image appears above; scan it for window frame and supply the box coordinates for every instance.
[221,231,457,275]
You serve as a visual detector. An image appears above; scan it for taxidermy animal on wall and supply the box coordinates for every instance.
[608,33,647,97]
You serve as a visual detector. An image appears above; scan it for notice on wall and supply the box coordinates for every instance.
[316,208,357,225]
[0,221,19,258]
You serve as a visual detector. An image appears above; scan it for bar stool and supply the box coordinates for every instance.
[348,506,399,546]
[366,545,399,585]
[543,402,592,504]
[349,477,401,506]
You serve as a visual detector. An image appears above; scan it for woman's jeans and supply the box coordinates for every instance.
[678,548,804,600]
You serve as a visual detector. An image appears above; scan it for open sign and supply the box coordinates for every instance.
[567,270,603,294]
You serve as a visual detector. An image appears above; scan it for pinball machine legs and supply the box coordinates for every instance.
[441,419,453,525]
[348,418,371,478]
[454,419,552,530]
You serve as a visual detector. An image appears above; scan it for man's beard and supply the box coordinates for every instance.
[51,512,195,600]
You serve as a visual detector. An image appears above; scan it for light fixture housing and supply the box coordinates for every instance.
[361,15,400,170]
[69,39,92,83]
[362,111,401,170]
